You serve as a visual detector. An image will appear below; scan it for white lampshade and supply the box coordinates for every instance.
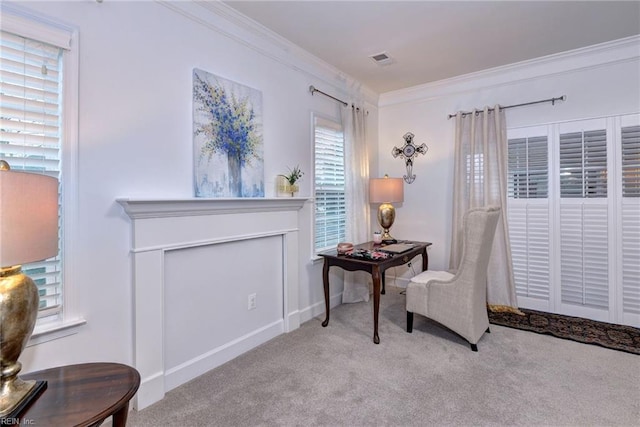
[0,169,59,268]
[369,176,404,204]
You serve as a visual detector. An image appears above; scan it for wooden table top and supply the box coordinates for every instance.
[318,241,432,266]
[19,362,140,427]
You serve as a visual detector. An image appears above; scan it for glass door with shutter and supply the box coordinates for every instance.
[618,115,640,327]
[556,118,612,322]
[507,114,640,327]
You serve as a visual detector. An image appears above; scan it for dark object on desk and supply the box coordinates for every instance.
[379,243,416,254]
[344,249,391,260]
[319,241,432,344]
[18,362,140,427]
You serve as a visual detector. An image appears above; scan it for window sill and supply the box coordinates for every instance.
[27,317,87,347]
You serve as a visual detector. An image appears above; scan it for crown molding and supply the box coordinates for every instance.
[155,0,378,106]
[379,35,640,107]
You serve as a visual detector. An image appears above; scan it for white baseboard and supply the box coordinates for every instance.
[134,370,165,410]
[163,320,284,394]
[299,292,343,324]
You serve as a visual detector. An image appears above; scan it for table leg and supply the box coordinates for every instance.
[422,247,429,271]
[381,270,386,295]
[372,266,381,344]
[112,402,129,427]
[322,260,330,327]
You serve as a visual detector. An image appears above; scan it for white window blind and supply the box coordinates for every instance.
[314,117,345,252]
[0,30,63,319]
[508,204,551,300]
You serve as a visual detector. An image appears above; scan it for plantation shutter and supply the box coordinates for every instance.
[507,130,550,306]
[314,117,346,251]
[621,122,640,317]
[0,30,63,318]
[559,121,609,310]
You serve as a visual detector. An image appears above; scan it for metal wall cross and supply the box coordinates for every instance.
[391,132,428,184]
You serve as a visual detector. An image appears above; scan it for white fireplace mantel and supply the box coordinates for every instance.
[118,197,307,219]
[117,197,306,409]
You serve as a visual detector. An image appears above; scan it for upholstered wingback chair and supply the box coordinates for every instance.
[406,206,501,351]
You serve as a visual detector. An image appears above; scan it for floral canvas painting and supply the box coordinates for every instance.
[193,68,264,197]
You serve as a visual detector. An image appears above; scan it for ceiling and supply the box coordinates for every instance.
[223,1,640,94]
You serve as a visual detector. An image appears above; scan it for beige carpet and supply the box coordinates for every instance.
[129,287,640,426]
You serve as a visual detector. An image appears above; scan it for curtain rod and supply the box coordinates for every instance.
[447,95,566,119]
[309,85,348,107]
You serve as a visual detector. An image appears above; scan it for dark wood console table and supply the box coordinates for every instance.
[319,241,431,344]
[15,362,140,427]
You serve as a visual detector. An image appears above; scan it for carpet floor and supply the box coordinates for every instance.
[129,287,640,427]
[489,308,640,355]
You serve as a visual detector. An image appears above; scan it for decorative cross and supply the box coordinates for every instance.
[391,132,428,184]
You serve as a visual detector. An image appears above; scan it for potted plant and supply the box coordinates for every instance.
[278,165,303,196]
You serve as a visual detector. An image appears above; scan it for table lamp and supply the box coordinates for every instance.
[369,175,404,244]
[0,160,58,418]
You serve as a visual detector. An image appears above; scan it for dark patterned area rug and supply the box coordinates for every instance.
[489,308,640,355]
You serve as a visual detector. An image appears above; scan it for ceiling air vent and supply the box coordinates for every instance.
[369,52,394,66]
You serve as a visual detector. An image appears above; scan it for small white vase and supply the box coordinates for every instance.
[276,176,298,197]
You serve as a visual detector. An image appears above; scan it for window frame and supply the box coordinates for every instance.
[1,4,84,342]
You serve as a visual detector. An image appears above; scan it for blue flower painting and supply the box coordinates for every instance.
[193,69,264,197]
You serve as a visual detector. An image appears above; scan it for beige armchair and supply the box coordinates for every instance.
[406,206,501,351]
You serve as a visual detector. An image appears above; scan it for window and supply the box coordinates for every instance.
[314,117,345,252]
[0,8,77,330]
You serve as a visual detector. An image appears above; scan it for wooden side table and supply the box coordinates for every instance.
[14,362,140,427]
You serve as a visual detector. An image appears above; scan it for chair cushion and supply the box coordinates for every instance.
[409,270,454,285]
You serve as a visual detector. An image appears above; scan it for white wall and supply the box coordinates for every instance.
[378,37,640,283]
[14,0,378,374]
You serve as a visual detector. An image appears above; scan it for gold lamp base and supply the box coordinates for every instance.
[377,202,397,244]
[0,266,46,418]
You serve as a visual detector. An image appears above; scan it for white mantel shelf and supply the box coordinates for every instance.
[117,197,307,219]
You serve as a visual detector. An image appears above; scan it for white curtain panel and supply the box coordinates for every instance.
[342,105,371,303]
[450,106,519,312]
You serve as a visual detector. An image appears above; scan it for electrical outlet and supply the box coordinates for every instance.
[248,293,256,310]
